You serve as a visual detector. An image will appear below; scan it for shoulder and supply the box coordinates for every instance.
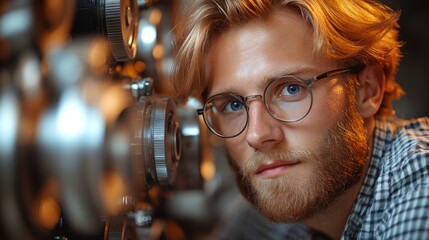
[381,117,429,151]
[376,185,429,239]
[374,117,429,238]
[376,117,429,179]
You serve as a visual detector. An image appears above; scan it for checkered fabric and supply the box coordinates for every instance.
[343,117,429,239]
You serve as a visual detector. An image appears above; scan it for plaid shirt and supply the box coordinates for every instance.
[213,117,429,240]
[342,117,429,239]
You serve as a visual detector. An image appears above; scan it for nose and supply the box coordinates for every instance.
[245,99,284,150]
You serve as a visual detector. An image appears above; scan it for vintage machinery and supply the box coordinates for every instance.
[0,0,206,239]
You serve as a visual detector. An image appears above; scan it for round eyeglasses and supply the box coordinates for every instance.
[197,67,359,138]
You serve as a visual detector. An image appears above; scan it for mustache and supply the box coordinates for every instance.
[242,148,313,173]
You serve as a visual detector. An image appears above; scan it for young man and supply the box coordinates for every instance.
[172,0,429,239]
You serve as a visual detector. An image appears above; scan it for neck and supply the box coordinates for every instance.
[303,117,375,239]
[303,173,366,239]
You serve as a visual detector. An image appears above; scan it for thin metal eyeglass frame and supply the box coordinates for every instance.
[197,67,359,138]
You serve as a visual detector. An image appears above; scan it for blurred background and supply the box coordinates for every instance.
[0,1,427,240]
[384,0,429,118]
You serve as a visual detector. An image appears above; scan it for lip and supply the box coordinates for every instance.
[255,161,299,178]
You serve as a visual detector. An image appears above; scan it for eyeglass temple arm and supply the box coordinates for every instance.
[313,66,362,83]
[317,67,354,79]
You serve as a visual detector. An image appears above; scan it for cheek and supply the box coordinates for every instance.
[327,85,348,115]
[290,84,347,146]
[311,84,346,122]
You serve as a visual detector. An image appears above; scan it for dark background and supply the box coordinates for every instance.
[382,0,428,118]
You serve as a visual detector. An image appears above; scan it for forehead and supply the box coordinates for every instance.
[207,8,327,97]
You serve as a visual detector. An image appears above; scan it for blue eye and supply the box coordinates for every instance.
[225,100,244,112]
[282,84,301,95]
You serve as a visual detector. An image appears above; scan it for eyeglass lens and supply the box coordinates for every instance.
[203,76,312,137]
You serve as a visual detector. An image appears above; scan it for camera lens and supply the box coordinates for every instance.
[131,95,181,188]
[72,0,138,62]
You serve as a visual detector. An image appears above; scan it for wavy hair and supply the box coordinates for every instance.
[172,0,404,118]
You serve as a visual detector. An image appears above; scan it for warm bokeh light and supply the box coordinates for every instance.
[134,60,146,73]
[87,39,109,73]
[114,64,123,73]
[200,159,216,181]
[153,43,163,60]
[101,170,126,215]
[37,180,61,230]
[149,8,162,26]
[38,197,61,230]
[98,85,132,126]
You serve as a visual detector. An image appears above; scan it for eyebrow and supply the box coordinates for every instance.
[256,66,319,90]
[208,66,320,98]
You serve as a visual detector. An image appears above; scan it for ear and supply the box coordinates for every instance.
[356,65,385,118]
